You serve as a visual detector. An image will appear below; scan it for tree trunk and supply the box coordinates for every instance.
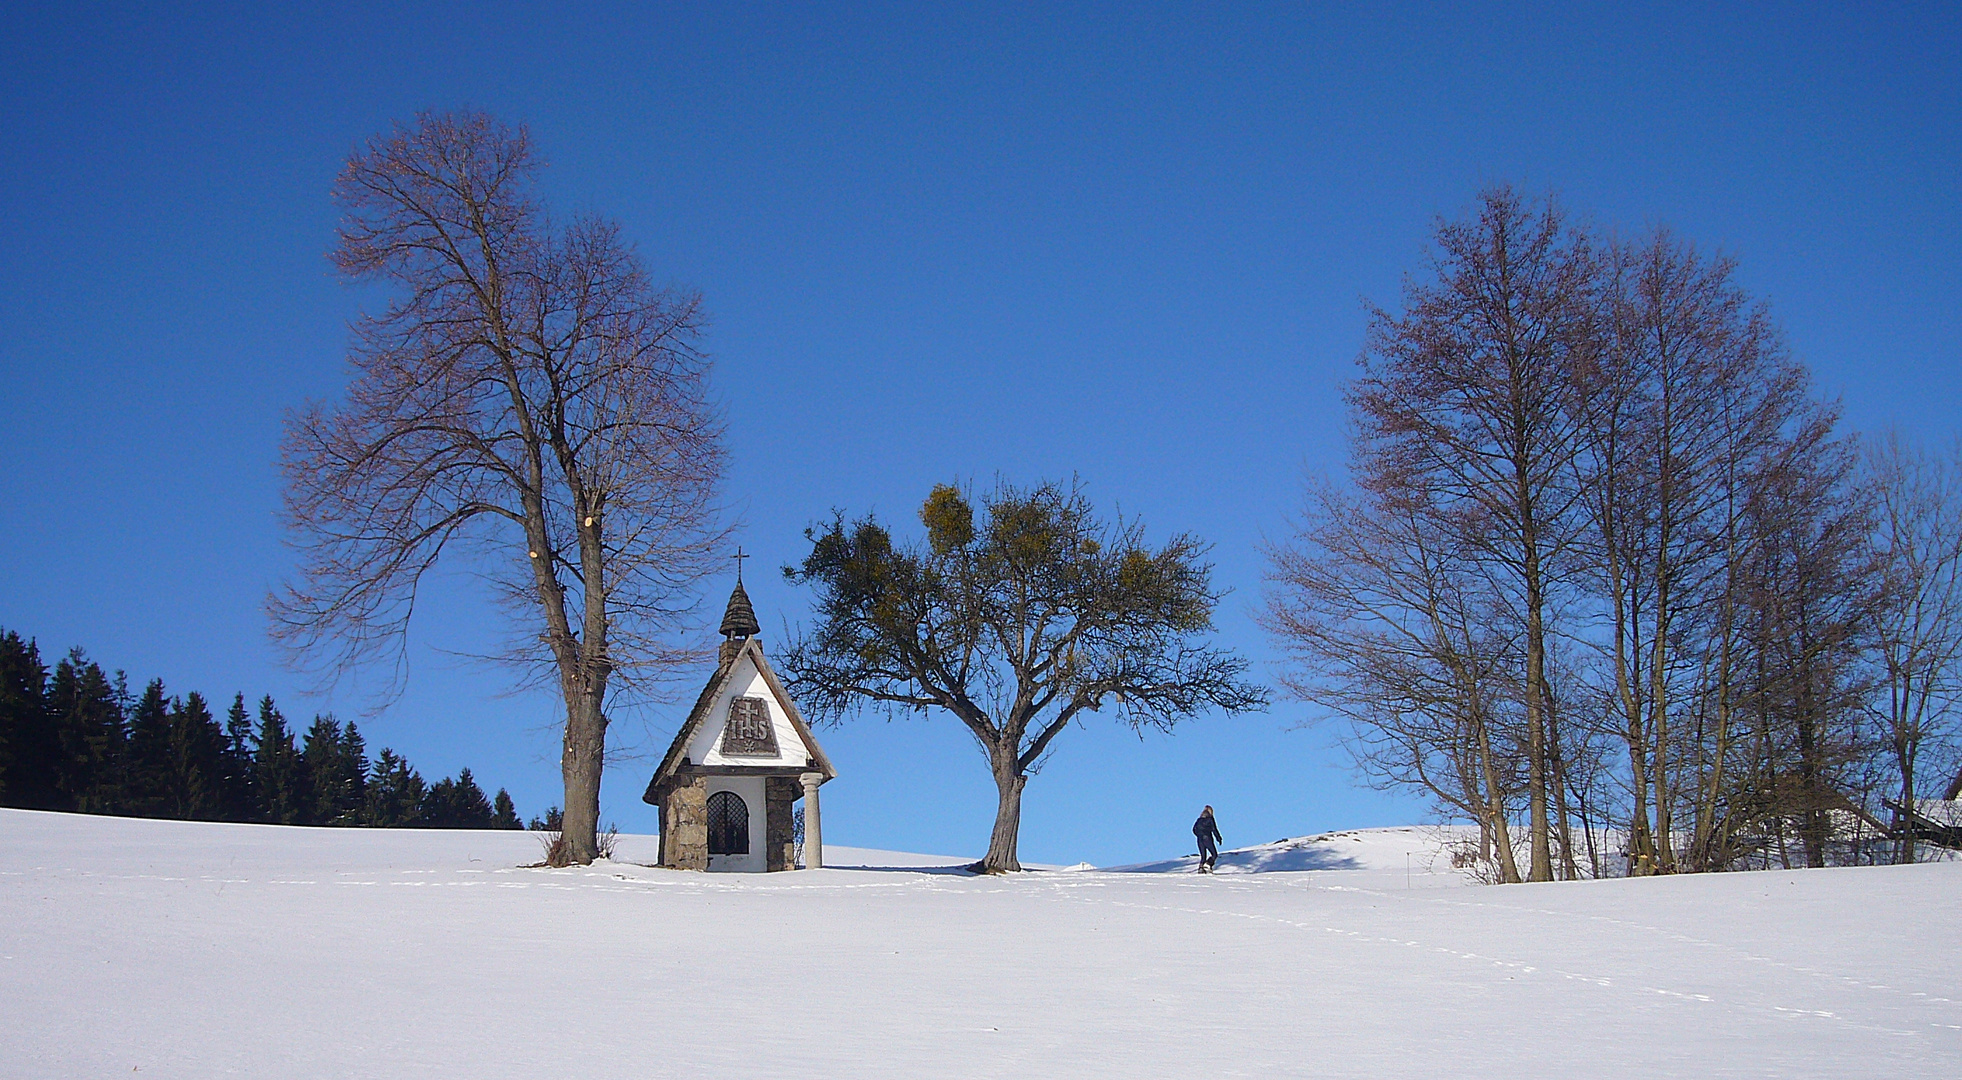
[1692,646,1735,871]
[1691,512,1740,873]
[1614,572,1659,875]
[1523,538,1554,882]
[1793,608,1828,871]
[1544,680,1580,881]
[1474,708,1523,884]
[1896,732,1918,864]
[554,688,607,865]
[1889,660,1923,865]
[1650,376,1679,873]
[1650,598,1677,872]
[978,752,1026,873]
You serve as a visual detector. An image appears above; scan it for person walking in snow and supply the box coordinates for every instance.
[1193,806,1223,872]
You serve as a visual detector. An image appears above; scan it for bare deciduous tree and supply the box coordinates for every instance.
[1736,420,1876,869]
[1347,188,1595,881]
[1865,435,1962,862]
[270,111,725,865]
[1572,229,1804,873]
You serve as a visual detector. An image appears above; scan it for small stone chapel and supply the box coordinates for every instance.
[642,573,836,872]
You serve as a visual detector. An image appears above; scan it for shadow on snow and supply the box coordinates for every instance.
[1104,838,1368,875]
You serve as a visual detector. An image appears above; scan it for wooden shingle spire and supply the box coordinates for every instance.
[719,551,761,641]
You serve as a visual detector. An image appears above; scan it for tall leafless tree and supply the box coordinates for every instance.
[1347,188,1595,881]
[270,112,726,865]
[1736,418,1876,869]
[1865,435,1962,862]
[1570,230,1804,873]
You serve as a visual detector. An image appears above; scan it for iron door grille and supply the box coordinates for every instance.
[707,790,749,855]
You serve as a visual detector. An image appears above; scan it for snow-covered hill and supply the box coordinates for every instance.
[1105,824,1473,879]
[4,808,1958,1078]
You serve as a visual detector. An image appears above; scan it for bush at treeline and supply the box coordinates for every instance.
[0,627,524,830]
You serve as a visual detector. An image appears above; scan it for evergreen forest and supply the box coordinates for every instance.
[0,626,533,830]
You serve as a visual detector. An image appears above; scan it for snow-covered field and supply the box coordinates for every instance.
[4,809,1958,1078]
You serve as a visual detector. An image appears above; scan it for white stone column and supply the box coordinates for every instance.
[800,772,823,869]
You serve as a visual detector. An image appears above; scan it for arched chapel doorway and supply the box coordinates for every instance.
[707,790,749,856]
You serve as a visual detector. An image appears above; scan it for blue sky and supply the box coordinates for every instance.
[2,3,1957,865]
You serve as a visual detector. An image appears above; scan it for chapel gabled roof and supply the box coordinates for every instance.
[641,636,836,806]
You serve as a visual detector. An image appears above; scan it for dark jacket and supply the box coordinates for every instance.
[1193,812,1222,845]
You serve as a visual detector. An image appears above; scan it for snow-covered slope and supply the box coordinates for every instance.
[1105,824,1473,881]
[4,808,1958,1078]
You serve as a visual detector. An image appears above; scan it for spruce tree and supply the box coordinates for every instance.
[492,788,521,829]
[339,721,369,821]
[124,680,172,816]
[422,775,456,827]
[165,692,227,819]
[0,631,51,809]
[47,650,125,813]
[301,715,338,825]
[423,767,494,828]
[4,631,527,830]
[0,633,18,803]
[302,715,368,825]
[219,693,256,819]
[364,749,425,827]
[455,768,492,827]
[253,696,306,824]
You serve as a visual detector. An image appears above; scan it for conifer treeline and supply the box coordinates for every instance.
[0,628,529,830]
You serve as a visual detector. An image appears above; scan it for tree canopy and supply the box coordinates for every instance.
[785,480,1267,871]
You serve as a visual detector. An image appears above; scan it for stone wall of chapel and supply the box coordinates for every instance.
[766,776,800,872]
[662,778,708,871]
